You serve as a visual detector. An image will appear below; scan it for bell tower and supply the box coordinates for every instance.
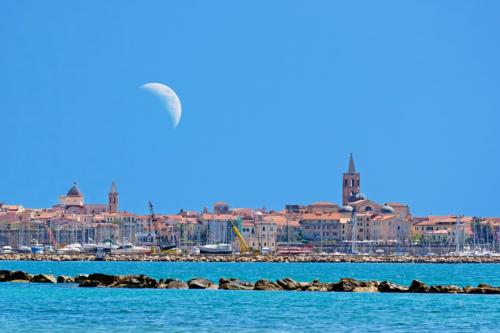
[108,181,119,213]
[342,153,361,206]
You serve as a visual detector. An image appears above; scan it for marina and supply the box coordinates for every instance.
[1,261,499,332]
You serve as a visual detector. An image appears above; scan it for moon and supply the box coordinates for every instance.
[140,83,182,128]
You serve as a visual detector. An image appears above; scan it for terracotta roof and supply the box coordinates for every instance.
[300,213,350,221]
[201,213,234,221]
[414,216,473,226]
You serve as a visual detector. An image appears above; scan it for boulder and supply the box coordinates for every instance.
[254,279,283,291]
[85,273,120,286]
[429,285,463,294]
[74,274,89,284]
[0,270,31,282]
[276,277,300,291]
[378,281,408,293]
[304,280,329,292]
[464,284,500,294]
[408,280,430,293]
[32,274,57,283]
[79,280,103,287]
[329,278,379,292]
[187,278,214,289]
[113,275,159,288]
[164,278,189,289]
[298,282,310,291]
[219,278,255,290]
[57,275,75,283]
[0,270,11,281]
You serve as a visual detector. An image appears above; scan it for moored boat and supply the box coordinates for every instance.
[1,246,14,254]
[31,244,44,254]
[113,243,151,254]
[199,244,233,254]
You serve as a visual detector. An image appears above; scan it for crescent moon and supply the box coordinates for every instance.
[140,83,182,128]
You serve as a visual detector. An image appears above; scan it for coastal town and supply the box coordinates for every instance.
[1,154,499,257]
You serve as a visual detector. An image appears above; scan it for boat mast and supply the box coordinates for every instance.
[148,201,156,247]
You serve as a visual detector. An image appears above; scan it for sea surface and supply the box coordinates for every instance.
[1,261,499,332]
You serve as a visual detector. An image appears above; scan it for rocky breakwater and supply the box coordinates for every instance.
[2,253,500,263]
[1,270,500,294]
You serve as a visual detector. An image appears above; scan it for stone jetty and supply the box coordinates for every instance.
[1,253,500,263]
[1,269,499,294]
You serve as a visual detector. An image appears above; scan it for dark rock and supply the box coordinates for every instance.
[409,280,430,293]
[78,274,159,288]
[164,278,188,289]
[80,280,103,287]
[329,278,379,292]
[187,278,214,289]
[85,273,120,286]
[378,281,408,293]
[464,284,500,294]
[57,275,75,283]
[478,283,493,288]
[0,270,10,281]
[0,270,31,282]
[276,277,300,290]
[32,274,57,283]
[74,274,89,284]
[108,275,157,288]
[219,278,255,290]
[254,279,283,291]
[429,285,463,294]
[304,280,329,292]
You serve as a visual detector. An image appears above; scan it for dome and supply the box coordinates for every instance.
[67,183,83,197]
[348,192,366,202]
[381,204,395,213]
[339,205,354,213]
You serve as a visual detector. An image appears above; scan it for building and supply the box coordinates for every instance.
[412,216,473,244]
[55,182,120,215]
[342,153,361,206]
[299,213,351,242]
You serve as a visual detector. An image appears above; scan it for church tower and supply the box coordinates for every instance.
[108,181,119,213]
[342,153,361,206]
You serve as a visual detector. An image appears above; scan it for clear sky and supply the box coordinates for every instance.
[1,1,499,216]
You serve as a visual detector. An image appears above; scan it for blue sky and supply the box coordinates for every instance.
[1,1,499,216]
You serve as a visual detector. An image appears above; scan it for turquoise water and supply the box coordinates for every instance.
[1,261,499,332]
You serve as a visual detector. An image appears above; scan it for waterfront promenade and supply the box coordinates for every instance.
[2,253,500,263]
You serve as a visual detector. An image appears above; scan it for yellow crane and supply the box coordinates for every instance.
[229,218,249,253]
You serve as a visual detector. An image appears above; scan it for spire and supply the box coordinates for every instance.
[348,153,356,173]
[110,181,117,194]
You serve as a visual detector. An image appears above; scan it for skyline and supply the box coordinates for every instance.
[1,1,500,216]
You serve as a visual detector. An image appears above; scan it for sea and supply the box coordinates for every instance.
[0,261,499,332]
